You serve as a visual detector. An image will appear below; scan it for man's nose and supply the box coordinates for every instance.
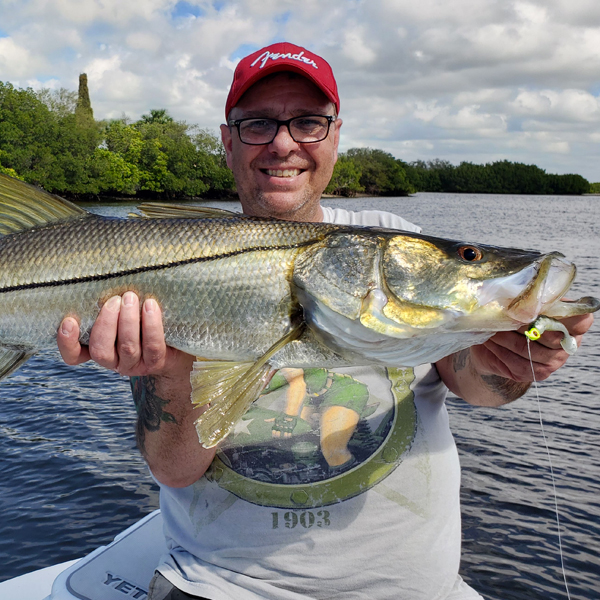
[268,123,299,154]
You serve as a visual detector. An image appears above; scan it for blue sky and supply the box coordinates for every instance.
[0,0,599,181]
[171,1,205,19]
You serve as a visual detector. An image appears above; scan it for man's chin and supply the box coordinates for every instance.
[244,190,321,221]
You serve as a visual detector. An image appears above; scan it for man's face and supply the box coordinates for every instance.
[220,73,342,222]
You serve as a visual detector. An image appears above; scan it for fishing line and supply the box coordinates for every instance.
[526,339,571,600]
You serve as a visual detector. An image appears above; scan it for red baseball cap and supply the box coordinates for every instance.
[225,42,340,118]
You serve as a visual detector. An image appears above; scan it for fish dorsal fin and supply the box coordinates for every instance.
[135,202,242,220]
[0,173,88,234]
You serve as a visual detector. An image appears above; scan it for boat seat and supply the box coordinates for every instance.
[49,510,166,600]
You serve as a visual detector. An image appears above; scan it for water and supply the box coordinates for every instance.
[0,193,598,599]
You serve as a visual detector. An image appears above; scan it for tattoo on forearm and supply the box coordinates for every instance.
[452,348,530,403]
[452,349,470,372]
[130,376,177,452]
[480,374,531,403]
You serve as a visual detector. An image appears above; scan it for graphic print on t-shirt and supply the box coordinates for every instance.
[203,367,417,508]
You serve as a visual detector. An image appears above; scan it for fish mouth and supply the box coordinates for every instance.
[482,252,576,323]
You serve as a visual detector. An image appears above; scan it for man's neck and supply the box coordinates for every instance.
[241,200,324,223]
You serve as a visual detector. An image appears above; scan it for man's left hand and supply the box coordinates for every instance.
[437,312,594,407]
[470,312,594,383]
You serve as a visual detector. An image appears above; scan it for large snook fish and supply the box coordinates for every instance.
[0,174,597,447]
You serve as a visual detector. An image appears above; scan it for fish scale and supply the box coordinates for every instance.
[0,224,314,360]
[0,214,338,289]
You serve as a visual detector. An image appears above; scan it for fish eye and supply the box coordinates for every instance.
[458,245,483,262]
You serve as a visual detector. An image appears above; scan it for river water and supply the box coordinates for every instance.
[0,193,598,599]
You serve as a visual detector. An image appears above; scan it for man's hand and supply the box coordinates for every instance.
[473,312,594,382]
[57,291,215,487]
[57,291,182,376]
[438,312,594,407]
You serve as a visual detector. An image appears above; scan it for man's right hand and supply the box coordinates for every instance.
[57,291,183,377]
[58,291,216,487]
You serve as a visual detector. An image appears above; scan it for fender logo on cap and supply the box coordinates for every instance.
[250,50,319,70]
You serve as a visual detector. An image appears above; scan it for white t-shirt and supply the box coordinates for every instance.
[155,208,483,600]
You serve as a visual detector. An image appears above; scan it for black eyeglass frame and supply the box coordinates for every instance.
[227,115,336,145]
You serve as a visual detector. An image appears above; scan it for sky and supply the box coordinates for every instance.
[1,0,600,182]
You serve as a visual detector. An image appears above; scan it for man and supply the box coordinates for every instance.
[57,43,593,600]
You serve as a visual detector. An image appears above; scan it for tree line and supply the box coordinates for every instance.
[0,79,234,198]
[0,78,595,199]
[326,150,592,197]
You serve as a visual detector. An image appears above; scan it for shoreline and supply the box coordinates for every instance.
[76,190,599,204]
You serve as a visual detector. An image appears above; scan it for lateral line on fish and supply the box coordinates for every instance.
[0,241,316,294]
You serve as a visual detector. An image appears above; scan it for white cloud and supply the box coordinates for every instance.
[413,101,442,123]
[20,0,172,26]
[513,1,548,24]
[512,89,600,123]
[342,27,377,66]
[126,32,162,52]
[0,37,46,77]
[84,55,143,103]
[511,131,570,154]
[432,106,507,135]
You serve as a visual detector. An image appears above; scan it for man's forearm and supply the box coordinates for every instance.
[131,374,179,455]
[437,349,531,407]
[130,356,217,487]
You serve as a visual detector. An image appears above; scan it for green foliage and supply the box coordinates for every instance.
[88,148,139,195]
[0,80,104,193]
[325,155,363,196]
[139,108,173,125]
[134,113,206,196]
[590,182,600,194]
[37,87,78,117]
[402,159,448,192]
[0,79,236,199]
[343,148,415,196]
[54,114,103,193]
[0,81,59,185]
[75,73,94,124]
[190,126,235,195]
[97,115,235,198]
[547,173,590,195]
[404,159,590,195]
[0,149,22,179]
[104,120,144,164]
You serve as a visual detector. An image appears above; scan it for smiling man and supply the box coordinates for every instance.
[58,43,593,600]
[220,54,341,221]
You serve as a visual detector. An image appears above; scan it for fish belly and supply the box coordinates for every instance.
[271,326,495,369]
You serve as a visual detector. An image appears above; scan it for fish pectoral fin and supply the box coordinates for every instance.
[542,296,600,318]
[134,203,242,220]
[0,347,36,380]
[191,360,273,449]
[191,324,305,448]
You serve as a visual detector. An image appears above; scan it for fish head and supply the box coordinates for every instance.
[292,228,591,366]
[375,233,576,336]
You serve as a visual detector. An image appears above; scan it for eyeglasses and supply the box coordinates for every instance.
[228,115,335,145]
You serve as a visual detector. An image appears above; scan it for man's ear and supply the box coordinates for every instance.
[333,118,342,163]
[220,124,234,169]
